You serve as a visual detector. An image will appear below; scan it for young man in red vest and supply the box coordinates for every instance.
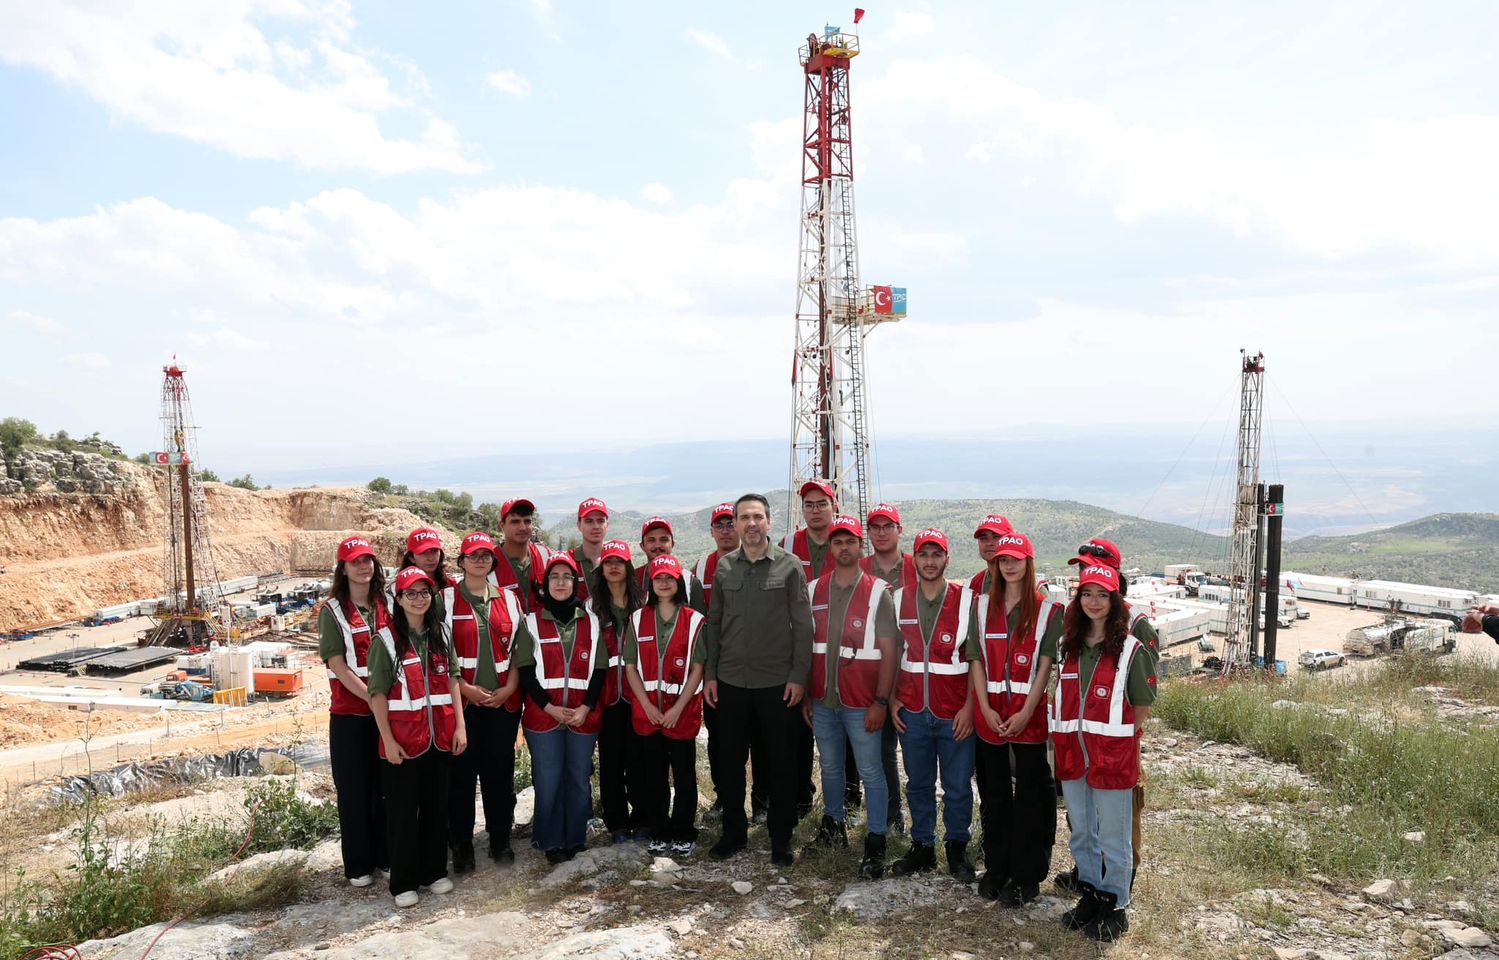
[569,498,610,600]
[490,498,550,614]
[639,517,707,614]
[695,502,768,822]
[783,479,837,580]
[1053,538,1162,897]
[970,514,1014,595]
[888,528,977,882]
[851,501,910,834]
[801,515,901,879]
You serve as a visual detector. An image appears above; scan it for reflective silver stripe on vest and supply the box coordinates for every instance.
[527,611,595,692]
[1078,635,1140,737]
[325,599,371,678]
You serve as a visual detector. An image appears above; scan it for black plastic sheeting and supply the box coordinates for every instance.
[49,741,332,805]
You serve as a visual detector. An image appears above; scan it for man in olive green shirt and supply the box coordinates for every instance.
[702,494,814,866]
[801,515,901,879]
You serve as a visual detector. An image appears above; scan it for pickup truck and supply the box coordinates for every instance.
[1298,648,1344,671]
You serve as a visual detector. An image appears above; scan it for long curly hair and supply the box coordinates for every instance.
[1060,588,1130,663]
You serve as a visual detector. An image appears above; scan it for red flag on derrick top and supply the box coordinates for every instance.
[854,8,865,24]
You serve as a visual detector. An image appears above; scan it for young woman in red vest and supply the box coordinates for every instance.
[513,552,609,863]
[588,539,648,843]
[318,535,391,888]
[400,527,457,589]
[624,554,708,857]
[1050,563,1156,942]
[966,530,1063,905]
[368,566,467,908]
[445,531,524,872]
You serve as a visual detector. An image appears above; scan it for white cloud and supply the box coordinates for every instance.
[685,29,733,60]
[486,69,531,99]
[4,310,63,334]
[0,1,480,173]
[884,10,936,41]
[64,351,110,369]
[639,183,673,204]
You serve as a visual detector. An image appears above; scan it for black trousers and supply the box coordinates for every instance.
[329,712,387,879]
[845,714,903,826]
[642,732,699,841]
[975,740,1055,885]
[715,681,800,849]
[381,748,451,896]
[598,700,647,832]
[447,703,520,853]
[705,702,769,813]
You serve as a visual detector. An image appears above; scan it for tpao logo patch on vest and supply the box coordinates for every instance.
[852,619,864,629]
[674,658,685,667]
[1017,654,1029,665]
[940,633,952,643]
[1095,686,1109,698]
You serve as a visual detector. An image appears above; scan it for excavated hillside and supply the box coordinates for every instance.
[0,461,442,629]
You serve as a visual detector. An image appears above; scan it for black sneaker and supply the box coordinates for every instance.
[1082,890,1128,941]
[1061,881,1103,931]
[945,841,975,883]
[804,815,848,854]
[489,845,515,867]
[1054,865,1081,893]
[770,845,795,868]
[977,870,1006,900]
[998,879,1040,907]
[890,841,937,876]
[709,836,746,861]
[859,833,886,880]
[450,844,476,874]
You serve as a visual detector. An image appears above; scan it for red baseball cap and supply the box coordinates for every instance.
[394,566,436,593]
[599,540,632,563]
[647,554,684,581]
[993,532,1034,560]
[460,531,496,556]
[867,502,901,525]
[500,498,535,520]
[406,528,442,555]
[1077,563,1121,592]
[577,498,609,519]
[799,479,836,502]
[1068,538,1122,570]
[912,528,949,554]
[828,514,864,540]
[973,515,1014,538]
[544,552,581,577]
[641,516,674,539]
[710,502,735,523]
[337,536,377,564]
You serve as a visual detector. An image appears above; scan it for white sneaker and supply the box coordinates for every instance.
[374,867,391,879]
[427,877,454,894]
[349,874,374,888]
[394,890,419,908]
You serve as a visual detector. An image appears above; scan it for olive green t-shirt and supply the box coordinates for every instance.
[806,536,830,579]
[867,554,910,589]
[819,577,900,709]
[366,624,449,698]
[963,600,1062,664]
[504,550,532,589]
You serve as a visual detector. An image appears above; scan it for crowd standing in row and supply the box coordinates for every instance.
[319,488,1159,942]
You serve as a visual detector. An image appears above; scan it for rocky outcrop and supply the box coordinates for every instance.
[0,448,131,495]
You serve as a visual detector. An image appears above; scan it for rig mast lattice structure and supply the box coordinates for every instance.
[147,361,223,646]
[1221,350,1265,670]
[787,22,902,525]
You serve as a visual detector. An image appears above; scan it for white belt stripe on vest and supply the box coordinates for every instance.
[807,579,886,661]
[526,611,597,694]
[325,599,375,679]
[378,636,455,712]
[1048,636,1140,737]
[894,584,972,677]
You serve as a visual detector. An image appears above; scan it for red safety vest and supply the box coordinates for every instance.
[444,585,522,712]
[862,553,916,590]
[974,593,1061,744]
[1050,635,1144,789]
[635,566,701,610]
[377,628,457,760]
[894,582,973,719]
[599,611,631,707]
[627,607,706,739]
[694,551,725,606]
[489,543,551,614]
[522,610,603,735]
[808,572,888,708]
[787,528,829,580]
[324,596,393,716]
[968,568,990,595]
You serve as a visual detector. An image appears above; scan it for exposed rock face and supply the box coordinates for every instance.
[1,448,131,495]
[0,460,442,628]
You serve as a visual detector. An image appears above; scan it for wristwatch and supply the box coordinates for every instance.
[874,696,890,706]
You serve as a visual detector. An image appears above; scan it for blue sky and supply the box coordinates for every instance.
[2,1,1496,525]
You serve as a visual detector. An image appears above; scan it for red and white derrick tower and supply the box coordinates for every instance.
[788,16,905,524]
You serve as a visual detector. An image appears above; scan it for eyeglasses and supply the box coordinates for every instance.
[802,499,833,511]
[711,519,736,529]
[403,589,433,600]
[1077,544,1113,560]
[546,573,576,583]
[462,552,493,562]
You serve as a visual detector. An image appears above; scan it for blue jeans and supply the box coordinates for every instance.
[1060,778,1134,908]
[897,707,974,845]
[524,726,599,853]
[812,701,888,836]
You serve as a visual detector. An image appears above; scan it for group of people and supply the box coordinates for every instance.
[319,486,1159,942]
